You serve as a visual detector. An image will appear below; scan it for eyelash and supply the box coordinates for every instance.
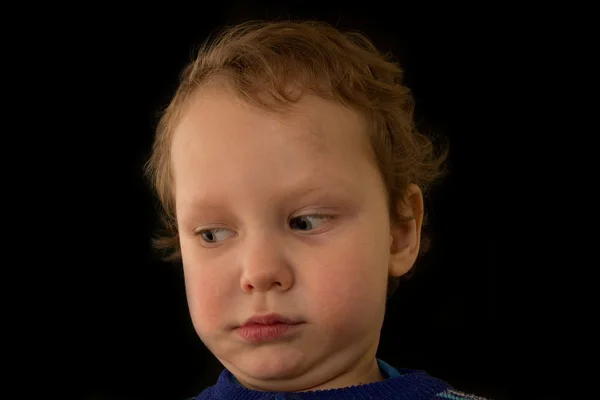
[194,214,333,244]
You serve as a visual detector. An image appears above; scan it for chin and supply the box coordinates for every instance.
[233,345,308,380]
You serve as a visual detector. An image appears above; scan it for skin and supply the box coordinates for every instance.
[170,82,424,392]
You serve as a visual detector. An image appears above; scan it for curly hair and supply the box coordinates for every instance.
[144,20,447,296]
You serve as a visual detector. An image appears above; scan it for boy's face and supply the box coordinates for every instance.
[171,84,419,391]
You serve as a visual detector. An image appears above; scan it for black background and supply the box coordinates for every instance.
[19,2,577,400]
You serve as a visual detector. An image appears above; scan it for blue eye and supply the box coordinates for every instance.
[196,215,331,245]
[289,215,330,231]
[197,228,232,243]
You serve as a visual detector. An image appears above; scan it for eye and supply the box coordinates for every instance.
[195,228,234,244]
[289,215,330,231]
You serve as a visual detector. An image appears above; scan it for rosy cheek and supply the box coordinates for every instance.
[184,267,227,329]
[307,250,377,318]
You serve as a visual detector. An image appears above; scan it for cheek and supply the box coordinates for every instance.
[184,269,221,324]
[181,246,233,333]
[305,230,390,327]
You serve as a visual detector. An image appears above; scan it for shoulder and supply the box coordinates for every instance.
[183,370,229,400]
[434,388,493,399]
[183,386,215,400]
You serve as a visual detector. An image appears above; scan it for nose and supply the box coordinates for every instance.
[239,233,294,293]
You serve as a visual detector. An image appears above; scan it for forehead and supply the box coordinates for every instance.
[170,87,377,204]
[176,84,370,145]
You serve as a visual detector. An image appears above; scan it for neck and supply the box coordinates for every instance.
[236,352,384,392]
[299,357,384,392]
[209,362,455,400]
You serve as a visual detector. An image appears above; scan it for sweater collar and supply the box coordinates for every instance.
[205,359,452,400]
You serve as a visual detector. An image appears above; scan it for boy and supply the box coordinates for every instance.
[145,19,489,399]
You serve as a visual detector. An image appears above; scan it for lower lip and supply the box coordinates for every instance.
[236,323,301,343]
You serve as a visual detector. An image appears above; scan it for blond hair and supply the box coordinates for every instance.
[144,20,447,293]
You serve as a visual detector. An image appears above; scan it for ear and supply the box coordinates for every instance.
[388,184,424,277]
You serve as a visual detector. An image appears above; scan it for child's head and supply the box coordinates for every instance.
[145,20,446,392]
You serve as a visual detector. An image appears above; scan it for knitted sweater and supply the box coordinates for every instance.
[190,359,489,399]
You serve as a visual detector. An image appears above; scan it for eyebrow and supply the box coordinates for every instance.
[279,175,354,200]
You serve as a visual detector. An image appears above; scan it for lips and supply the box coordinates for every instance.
[242,313,301,326]
[236,313,303,343]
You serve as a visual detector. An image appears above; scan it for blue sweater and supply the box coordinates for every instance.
[190,360,489,399]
